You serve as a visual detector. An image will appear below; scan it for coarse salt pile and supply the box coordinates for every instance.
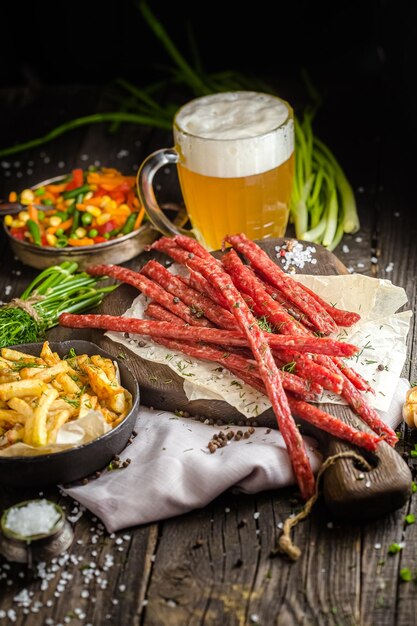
[4,500,60,537]
[274,241,317,272]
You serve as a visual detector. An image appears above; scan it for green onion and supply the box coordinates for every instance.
[0,262,116,348]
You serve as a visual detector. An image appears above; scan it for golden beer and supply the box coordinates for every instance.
[137,92,294,249]
[174,92,294,250]
[177,154,294,251]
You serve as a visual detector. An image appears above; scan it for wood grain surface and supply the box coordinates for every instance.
[0,83,416,626]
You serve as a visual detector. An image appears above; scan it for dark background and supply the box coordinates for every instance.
[1,0,416,149]
[2,1,415,108]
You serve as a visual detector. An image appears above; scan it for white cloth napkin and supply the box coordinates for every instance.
[63,379,410,532]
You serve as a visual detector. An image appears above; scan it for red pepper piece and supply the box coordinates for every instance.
[65,168,84,191]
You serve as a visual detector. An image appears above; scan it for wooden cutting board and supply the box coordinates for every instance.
[83,238,412,520]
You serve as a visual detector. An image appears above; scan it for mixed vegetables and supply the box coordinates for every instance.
[4,168,145,248]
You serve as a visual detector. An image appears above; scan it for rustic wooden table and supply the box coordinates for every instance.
[0,82,416,626]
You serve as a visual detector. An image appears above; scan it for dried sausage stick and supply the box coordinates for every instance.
[331,357,375,394]
[314,355,398,446]
[148,335,320,402]
[87,264,213,327]
[141,260,237,330]
[145,303,323,399]
[172,234,221,262]
[287,396,381,452]
[272,349,344,395]
[255,274,316,331]
[145,302,185,325]
[186,269,230,309]
[59,312,357,356]
[177,253,316,500]
[222,249,308,335]
[294,282,361,327]
[226,233,338,335]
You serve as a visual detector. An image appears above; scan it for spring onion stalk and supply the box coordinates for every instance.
[0,262,116,347]
[290,112,360,249]
[0,1,360,251]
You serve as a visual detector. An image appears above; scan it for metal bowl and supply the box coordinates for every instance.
[0,340,140,488]
[4,222,158,270]
[2,174,159,270]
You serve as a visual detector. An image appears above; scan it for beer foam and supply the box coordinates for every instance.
[174,92,294,178]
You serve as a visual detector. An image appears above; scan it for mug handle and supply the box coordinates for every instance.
[136,147,192,238]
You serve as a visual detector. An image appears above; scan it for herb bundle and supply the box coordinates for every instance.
[0,262,115,347]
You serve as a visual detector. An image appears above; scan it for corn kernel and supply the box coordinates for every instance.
[20,189,35,205]
[46,233,57,246]
[8,191,17,203]
[84,191,94,201]
[118,203,130,213]
[49,216,62,227]
[89,184,98,191]
[4,215,13,227]
[99,195,111,208]
[18,211,30,223]
[96,213,111,226]
[65,199,75,208]
[11,219,24,228]
[85,205,101,217]
[75,227,87,238]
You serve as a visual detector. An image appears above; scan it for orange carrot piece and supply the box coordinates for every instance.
[46,218,73,235]
[28,204,39,223]
[134,207,145,230]
[67,237,95,247]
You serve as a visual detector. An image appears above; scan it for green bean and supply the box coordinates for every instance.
[120,212,138,235]
[62,184,91,200]
[26,219,41,246]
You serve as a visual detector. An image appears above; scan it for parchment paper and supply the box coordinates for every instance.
[106,273,412,417]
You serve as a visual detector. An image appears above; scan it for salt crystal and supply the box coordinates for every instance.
[253,512,260,520]
[3,500,60,537]
[374,543,382,549]
[326,522,334,529]
[117,149,129,159]
[58,161,65,169]
[119,584,126,592]
[342,244,350,254]
[355,236,363,242]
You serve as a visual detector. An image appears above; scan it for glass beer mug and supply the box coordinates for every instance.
[137,91,294,251]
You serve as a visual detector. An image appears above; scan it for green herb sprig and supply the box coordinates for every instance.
[0,262,116,347]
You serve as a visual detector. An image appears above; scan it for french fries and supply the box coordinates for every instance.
[0,342,132,449]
